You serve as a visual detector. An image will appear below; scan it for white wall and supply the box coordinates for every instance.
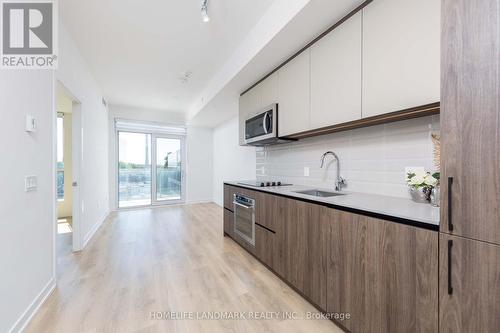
[57,23,110,246]
[0,71,56,333]
[186,127,214,203]
[109,104,186,125]
[108,105,213,208]
[213,117,256,206]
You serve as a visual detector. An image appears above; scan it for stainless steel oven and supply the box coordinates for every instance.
[233,193,255,246]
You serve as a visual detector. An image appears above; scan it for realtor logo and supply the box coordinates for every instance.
[1,0,58,69]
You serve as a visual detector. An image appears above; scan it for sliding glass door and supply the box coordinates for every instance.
[118,132,185,208]
[154,137,183,202]
[118,132,152,207]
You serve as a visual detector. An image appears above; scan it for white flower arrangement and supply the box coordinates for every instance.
[406,171,439,190]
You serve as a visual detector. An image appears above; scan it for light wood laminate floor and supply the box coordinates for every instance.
[26,203,342,333]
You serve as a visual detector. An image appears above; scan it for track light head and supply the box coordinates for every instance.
[201,0,210,22]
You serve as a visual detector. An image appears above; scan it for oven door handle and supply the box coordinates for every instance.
[233,201,253,209]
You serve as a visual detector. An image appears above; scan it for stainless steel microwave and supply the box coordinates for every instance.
[244,104,295,146]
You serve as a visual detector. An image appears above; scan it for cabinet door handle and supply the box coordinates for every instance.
[448,239,453,295]
[448,177,454,232]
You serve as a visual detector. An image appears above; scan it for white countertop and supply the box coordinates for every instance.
[225,182,440,227]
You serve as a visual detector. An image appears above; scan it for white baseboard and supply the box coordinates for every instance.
[112,201,215,213]
[9,278,56,333]
[186,199,213,204]
[82,211,109,249]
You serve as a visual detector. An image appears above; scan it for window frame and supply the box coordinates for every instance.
[57,113,65,201]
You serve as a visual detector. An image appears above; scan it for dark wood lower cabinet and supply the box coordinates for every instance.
[255,224,274,268]
[223,185,235,210]
[224,189,329,310]
[223,185,440,332]
[439,234,500,332]
[255,191,280,232]
[271,196,287,278]
[328,211,439,333]
[283,198,328,310]
[223,208,234,238]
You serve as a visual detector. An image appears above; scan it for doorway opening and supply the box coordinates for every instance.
[55,82,82,255]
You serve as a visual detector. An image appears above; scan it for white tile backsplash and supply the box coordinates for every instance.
[256,115,440,199]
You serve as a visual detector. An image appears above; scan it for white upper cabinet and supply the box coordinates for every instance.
[238,87,260,145]
[362,0,440,117]
[239,0,440,143]
[278,50,311,137]
[311,11,362,128]
[260,72,279,109]
[238,73,279,145]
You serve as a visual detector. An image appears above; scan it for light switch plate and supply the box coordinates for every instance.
[25,175,37,192]
[25,115,36,132]
[304,167,310,177]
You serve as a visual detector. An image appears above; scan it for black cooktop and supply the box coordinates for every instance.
[237,180,293,188]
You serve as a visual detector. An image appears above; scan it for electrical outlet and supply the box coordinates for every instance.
[304,167,310,177]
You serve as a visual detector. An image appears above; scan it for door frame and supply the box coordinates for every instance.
[151,134,186,206]
[116,129,186,209]
[71,101,83,251]
[54,81,83,253]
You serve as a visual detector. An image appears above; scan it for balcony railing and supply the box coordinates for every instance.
[118,167,181,206]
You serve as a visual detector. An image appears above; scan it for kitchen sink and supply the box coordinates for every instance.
[293,189,346,197]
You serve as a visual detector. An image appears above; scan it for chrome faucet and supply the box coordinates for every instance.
[320,151,346,191]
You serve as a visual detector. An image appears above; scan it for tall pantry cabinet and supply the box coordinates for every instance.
[440,0,500,331]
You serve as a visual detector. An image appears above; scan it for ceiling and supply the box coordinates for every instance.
[60,0,276,113]
[188,0,366,127]
[62,0,365,127]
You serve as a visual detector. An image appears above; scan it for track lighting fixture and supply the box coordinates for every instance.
[201,0,210,22]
